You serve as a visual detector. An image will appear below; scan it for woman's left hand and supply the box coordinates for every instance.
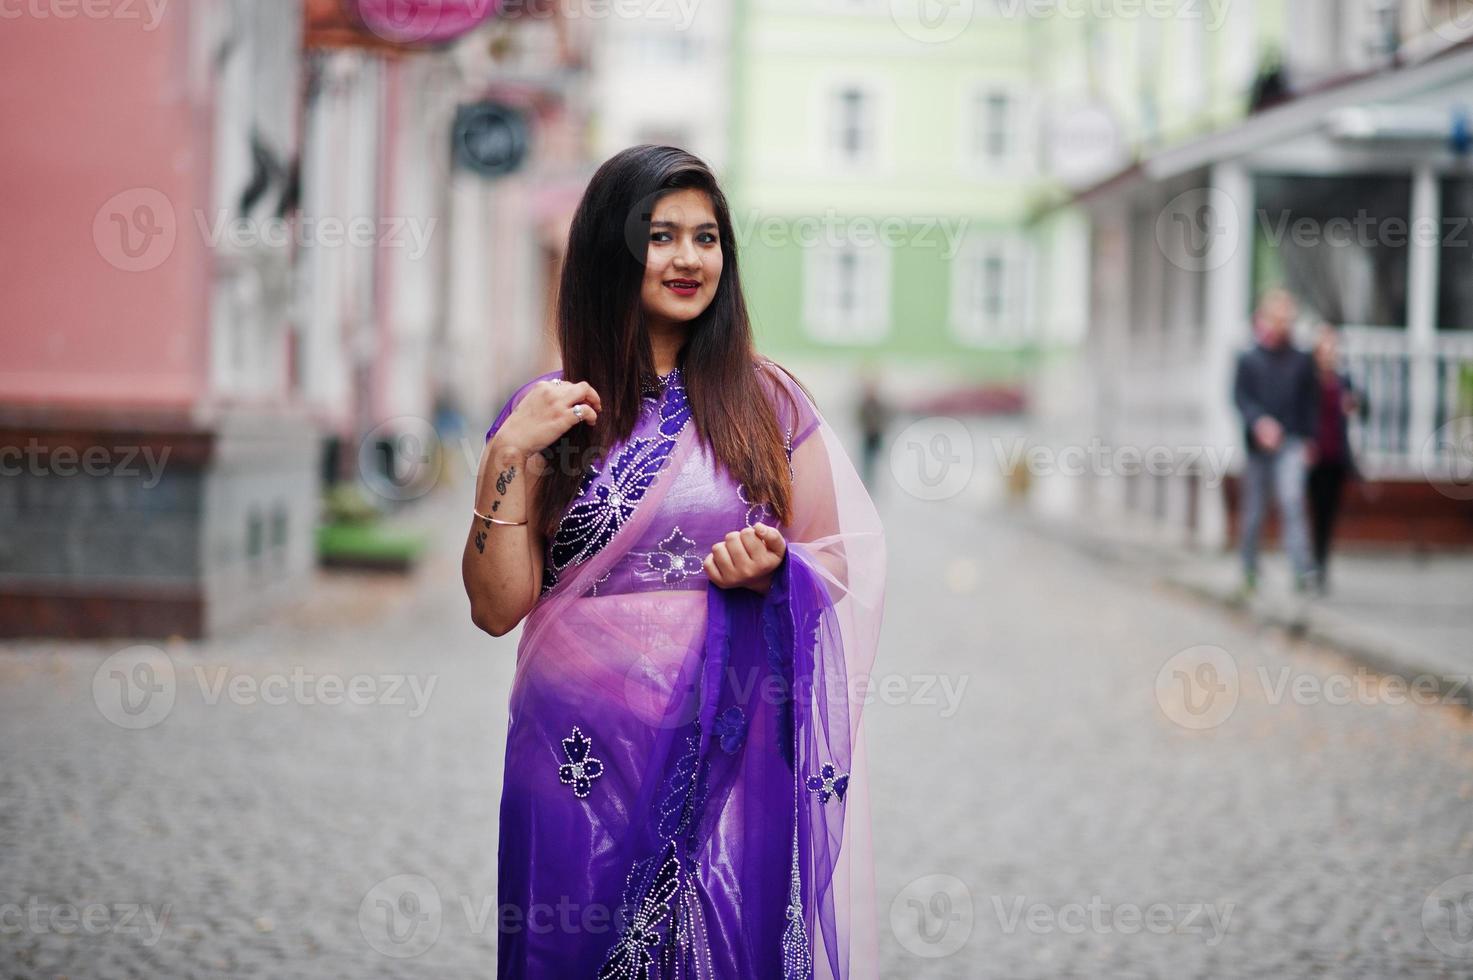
[705,523,787,594]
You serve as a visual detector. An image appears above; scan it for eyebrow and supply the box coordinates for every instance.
[649,219,718,230]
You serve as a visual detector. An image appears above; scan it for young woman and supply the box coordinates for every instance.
[1306,323,1361,594]
[462,145,886,979]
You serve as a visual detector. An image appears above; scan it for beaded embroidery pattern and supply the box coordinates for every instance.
[541,370,692,595]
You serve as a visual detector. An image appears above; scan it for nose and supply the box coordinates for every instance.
[672,236,700,271]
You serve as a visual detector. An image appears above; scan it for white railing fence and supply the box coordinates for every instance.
[1340,325,1473,478]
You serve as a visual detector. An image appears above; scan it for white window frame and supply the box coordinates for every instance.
[950,233,1031,347]
[811,72,893,175]
[958,78,1031,176]
[802,242,892,345]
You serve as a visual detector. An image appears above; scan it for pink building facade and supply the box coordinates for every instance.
[1,1,593,637]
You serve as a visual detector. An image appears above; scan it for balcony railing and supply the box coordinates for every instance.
[1340,325,1473,479]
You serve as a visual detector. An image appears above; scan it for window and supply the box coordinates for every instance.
[979,90,1011,163]
[962,83,1027,172]
[829,85,875,167]
[1439,178,1473,331]
[803,243,891,344]
[951,235,1028,346]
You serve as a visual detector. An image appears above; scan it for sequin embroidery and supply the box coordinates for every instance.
[542,371,692,594]
[557,726,606,799]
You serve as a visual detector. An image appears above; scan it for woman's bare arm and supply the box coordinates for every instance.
[463,380,602,636]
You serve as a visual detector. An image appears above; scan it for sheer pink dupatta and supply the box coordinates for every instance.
[769,367,888,980]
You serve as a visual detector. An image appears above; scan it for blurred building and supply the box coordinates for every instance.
[301,0,594,487]
[0,1,316,638]
[590,1,732,170]
[725,0,1084,410]
[0,0,593,639]
[721,1,1292,436]
[1072,0,1473,550]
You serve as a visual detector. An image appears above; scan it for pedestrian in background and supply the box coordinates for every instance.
[1232,288,1320,595]
[1306,323,1362,595]
[856,371,890,490]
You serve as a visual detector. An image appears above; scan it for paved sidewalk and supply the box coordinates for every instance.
[1036,510,1473,696]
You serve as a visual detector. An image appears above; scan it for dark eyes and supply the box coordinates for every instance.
[650,231,718,245]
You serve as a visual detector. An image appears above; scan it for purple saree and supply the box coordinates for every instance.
[483,362,886,979]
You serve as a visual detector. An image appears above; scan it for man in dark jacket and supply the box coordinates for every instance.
[1233,288,1320,594]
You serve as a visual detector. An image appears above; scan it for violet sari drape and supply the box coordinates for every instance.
[483,363,886,979]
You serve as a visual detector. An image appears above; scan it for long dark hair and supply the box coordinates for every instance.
[535,144,803,536]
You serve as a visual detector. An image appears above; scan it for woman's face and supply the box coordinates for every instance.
[640,188,723,332]
[1314,326,1338,371]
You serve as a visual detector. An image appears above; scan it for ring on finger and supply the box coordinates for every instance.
[572,404,585,420]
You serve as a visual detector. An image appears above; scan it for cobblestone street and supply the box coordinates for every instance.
[5,483,1473,978]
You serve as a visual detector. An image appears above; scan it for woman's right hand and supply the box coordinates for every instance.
[494,380,602,458]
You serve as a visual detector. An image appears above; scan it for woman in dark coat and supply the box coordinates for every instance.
[1306,324,1361,594]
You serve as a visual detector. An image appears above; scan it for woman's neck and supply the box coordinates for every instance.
[648,323,686,376]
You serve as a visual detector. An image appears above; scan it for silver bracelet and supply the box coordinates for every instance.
[473,507,527,526]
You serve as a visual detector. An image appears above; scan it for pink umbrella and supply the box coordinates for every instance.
[350,0,502,47]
